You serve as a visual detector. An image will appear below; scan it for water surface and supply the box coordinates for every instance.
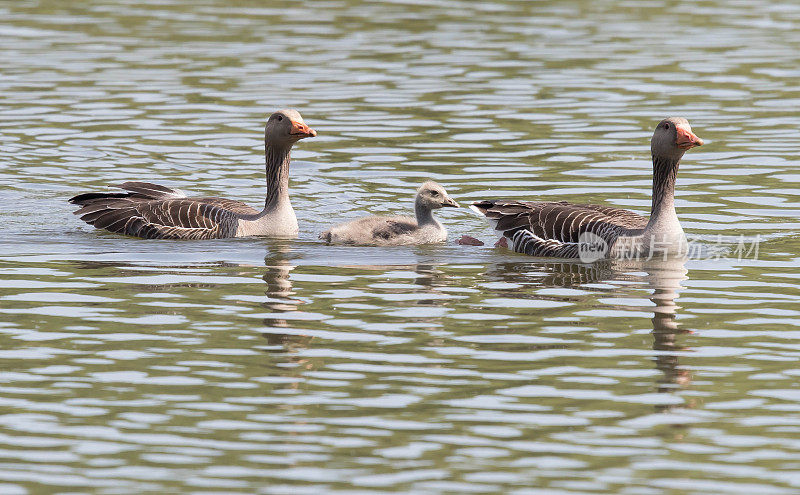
[2,0,800,493]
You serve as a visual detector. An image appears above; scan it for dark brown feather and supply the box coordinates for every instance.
[473,199,649,257]
[70,185,246,239]
[118,181,185,199]
[69,192,130,204]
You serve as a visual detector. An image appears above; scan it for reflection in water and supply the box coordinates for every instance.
[487,256,692,409]
[484,260,606,288]
[258,259,454,374]
[641,259,693,411]
[414,263,447,306]
[610,258,692,411]
[604,258,692,409]
[260,244,304,348]
[2,0,798,489]
[262,245,298,314]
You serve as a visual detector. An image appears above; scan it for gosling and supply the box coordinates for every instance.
[320,181,460,246]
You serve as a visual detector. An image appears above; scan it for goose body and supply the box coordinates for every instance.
[471,117,703,259]
[320,181,459,246]
[69,109,316,240]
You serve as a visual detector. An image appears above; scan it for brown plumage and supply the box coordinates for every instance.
[69,109,316,240]
[471,117,704,259]
[69,182,252,239]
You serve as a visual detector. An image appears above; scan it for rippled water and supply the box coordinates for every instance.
[2,0,800,493]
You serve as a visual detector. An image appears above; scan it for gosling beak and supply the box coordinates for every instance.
[290,121,317,138]
[675,125,703,150]
[443,197,460,208]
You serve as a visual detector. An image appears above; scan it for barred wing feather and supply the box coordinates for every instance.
[472,200,648,257]
[70,183,251,239]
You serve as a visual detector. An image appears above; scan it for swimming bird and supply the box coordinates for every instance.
[320,181,460,246]
[69,109,316,239]
[471,117,703,259]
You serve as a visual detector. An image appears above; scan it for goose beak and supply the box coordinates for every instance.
[676,126,703,149]
[443,197,460,208]
[290,121,317,138]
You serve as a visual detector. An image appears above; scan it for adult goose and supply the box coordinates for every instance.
[471,117,703,259]
[69,109,316,239]
[320,181,460,246]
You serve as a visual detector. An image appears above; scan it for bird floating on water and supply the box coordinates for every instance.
[69,109,315,239]
[471,117,704,259]
[320,181,460,246]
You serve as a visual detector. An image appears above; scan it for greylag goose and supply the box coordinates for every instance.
[69,109,316,239]
[471,117,703,259]
[320,181,460,246]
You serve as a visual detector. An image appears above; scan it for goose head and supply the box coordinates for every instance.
[416,181,460,210]
[651,117,703,161]
[265,109,316,147]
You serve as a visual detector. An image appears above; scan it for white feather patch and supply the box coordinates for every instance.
[469,204,498,229]
[468,204,485,217]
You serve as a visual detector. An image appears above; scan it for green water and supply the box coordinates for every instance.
[2,0,800,493]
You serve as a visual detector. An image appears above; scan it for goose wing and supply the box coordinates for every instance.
[188,197,259,216]
[69,181,187,204]
[370,217,417,241]
[70,182,253,239]
[471,200,647,258]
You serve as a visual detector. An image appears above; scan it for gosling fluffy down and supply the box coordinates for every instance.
[320,181,459,246]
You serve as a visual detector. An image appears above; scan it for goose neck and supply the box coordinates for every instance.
[264,143,292,211]
[647,153,682,228]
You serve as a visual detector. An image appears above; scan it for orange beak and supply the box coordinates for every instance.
[290,121,317,138]
[675,125,703,149]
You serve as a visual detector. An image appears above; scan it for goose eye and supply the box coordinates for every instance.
[277,115,283,122]
[664,122,670,130]
[430,190,439,196]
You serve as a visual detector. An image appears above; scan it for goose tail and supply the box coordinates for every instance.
[469,200,500,230]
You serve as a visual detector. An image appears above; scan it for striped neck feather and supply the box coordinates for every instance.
[264,144,293,212]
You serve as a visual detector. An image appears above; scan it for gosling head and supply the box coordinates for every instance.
[265,109,316,147]
[651,117,703,161]
[415,181,460,210]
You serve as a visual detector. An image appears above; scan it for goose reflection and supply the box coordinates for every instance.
[484,256,691,407]
[639,257,692,411]
[606,257,693,408]
[336,262,449,308]
[260,243,307,350]
[413,263,448,306]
